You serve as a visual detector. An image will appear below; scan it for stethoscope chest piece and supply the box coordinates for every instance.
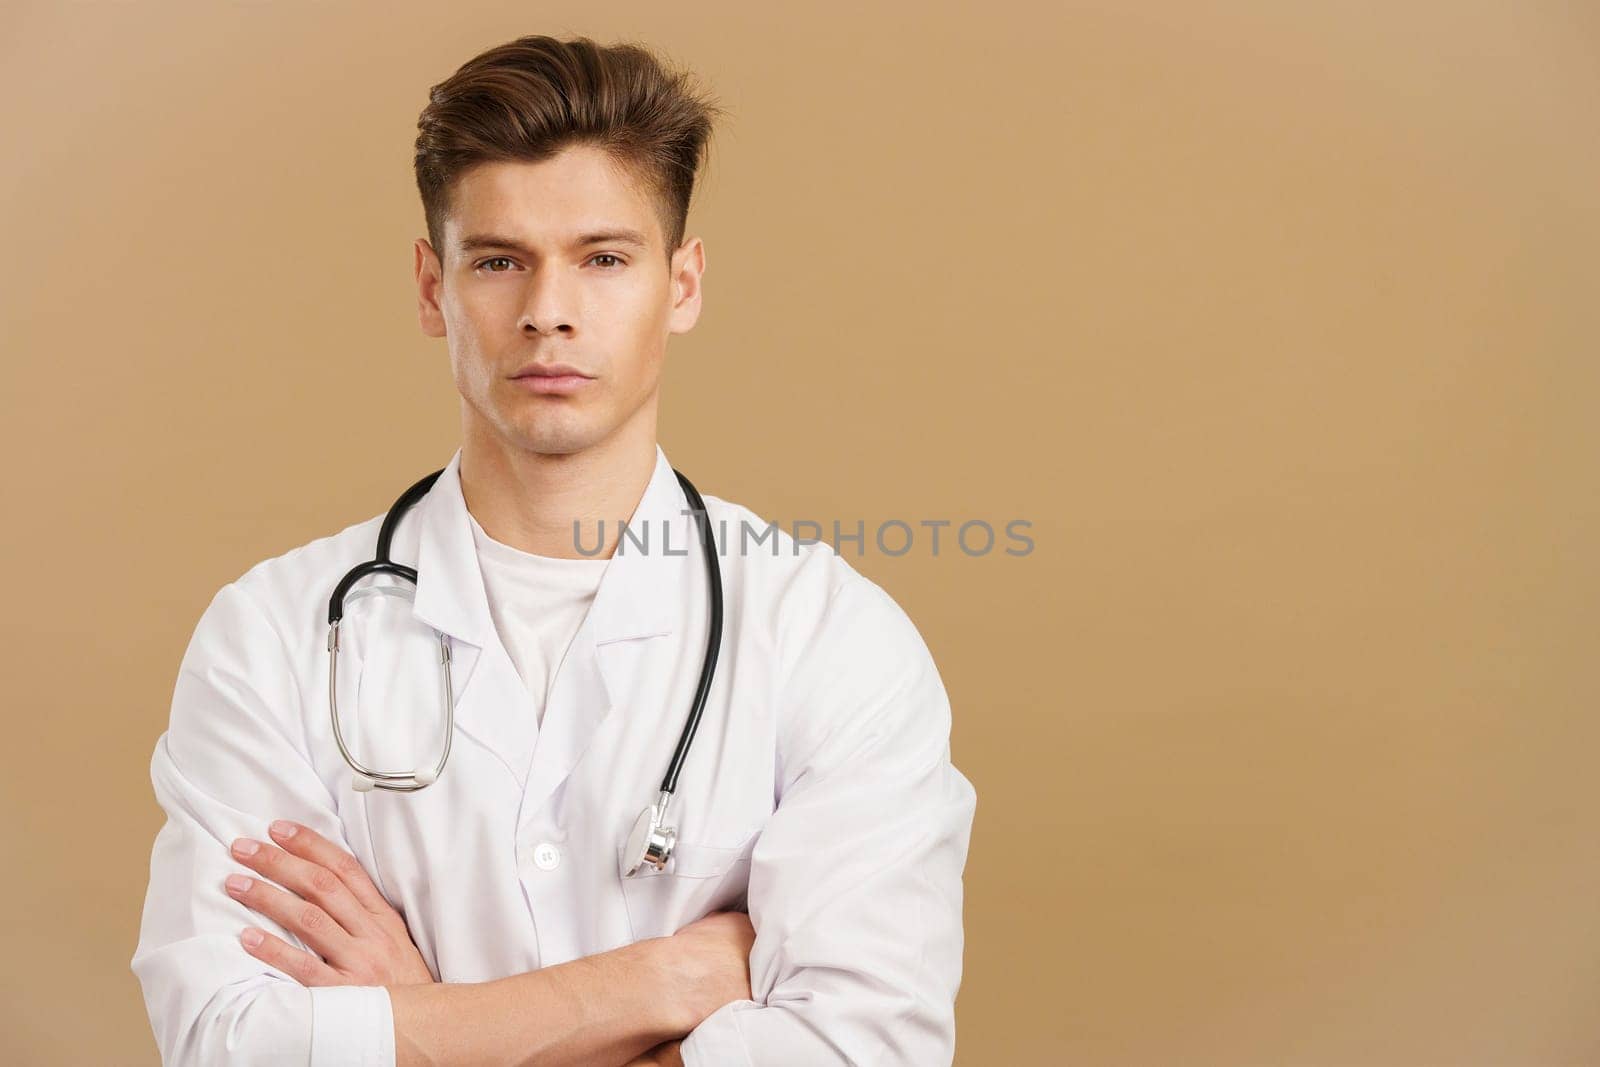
[623,791,678,877]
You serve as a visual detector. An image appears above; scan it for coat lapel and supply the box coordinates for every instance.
[405,446,693,810]
[521,445,689,819]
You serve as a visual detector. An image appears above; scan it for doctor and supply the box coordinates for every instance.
[131,33,977,1067]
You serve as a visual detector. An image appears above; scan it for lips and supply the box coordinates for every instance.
[509,364,596,396]
[512,362,593,379]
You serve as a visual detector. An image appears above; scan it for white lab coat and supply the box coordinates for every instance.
[131,444,977,1066]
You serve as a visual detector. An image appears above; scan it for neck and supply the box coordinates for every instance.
[458,420,658,560]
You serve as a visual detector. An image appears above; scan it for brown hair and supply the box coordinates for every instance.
[414,34,725,264]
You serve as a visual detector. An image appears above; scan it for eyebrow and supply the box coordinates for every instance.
[457,229,651,254]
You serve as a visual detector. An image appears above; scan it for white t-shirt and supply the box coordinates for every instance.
[466,510,610,729]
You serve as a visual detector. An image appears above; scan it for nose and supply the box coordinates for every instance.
[517,262,577,335]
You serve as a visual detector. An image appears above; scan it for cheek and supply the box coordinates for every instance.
[443,286,502,344]
[602,273,669,328]
[442,305,497,378]
[611,295,670,364]
[617,349,666,404]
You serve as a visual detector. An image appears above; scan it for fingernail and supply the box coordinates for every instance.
[231,838,260,857]
[269,820,297,839]
[241,928,264,948]
[225,874,253,894]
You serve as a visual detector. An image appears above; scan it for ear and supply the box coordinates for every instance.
[415,238,447,338]
[666,236,705,336]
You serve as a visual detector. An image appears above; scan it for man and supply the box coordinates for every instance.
[132,34,977,1066]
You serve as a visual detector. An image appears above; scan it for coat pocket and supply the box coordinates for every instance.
[619,831,759,941]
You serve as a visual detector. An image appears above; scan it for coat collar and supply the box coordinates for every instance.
[410,443,688,651]
[398,443,696,796]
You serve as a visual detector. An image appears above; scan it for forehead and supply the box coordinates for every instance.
[444,146,662,251]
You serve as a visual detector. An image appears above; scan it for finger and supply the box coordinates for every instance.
[231,836,374,939]
[225,870,355,966]
[238,924,342,987]
[267,820,394,916]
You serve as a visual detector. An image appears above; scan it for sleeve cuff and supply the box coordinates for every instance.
[679,999,759,1067]
[308,984,396,1067]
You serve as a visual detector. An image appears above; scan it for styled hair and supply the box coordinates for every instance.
[414,34,724,263]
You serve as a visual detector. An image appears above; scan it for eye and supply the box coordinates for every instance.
[589,253,625,269]
[477,256,517,272]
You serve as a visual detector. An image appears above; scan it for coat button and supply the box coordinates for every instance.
[533,842,562,871]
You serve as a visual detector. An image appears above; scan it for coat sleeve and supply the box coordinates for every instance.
[130,579,396,1066]
[679,572,979,1067]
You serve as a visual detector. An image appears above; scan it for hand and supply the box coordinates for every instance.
[224,818,436,987]
[665,910,756,1029]
[623,1038,685,1066]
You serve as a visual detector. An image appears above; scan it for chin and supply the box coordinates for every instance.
[503,420,607,457]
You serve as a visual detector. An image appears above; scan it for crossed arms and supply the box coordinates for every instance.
[217,816,753,1066]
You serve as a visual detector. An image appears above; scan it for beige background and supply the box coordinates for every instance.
[3,2,1597,1063]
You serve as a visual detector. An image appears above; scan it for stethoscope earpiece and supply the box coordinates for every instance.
[351,767,437,794]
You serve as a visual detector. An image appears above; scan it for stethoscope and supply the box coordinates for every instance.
[325,465,724,877]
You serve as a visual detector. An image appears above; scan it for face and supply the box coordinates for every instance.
[414,145,704,457]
